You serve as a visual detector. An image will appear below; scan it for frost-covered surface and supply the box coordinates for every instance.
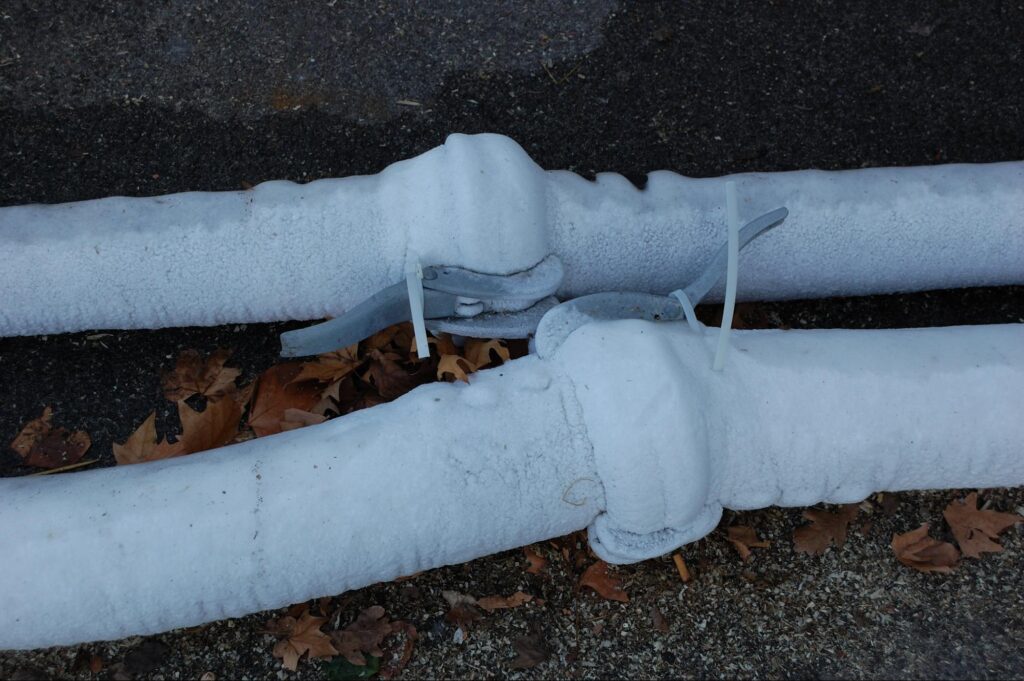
[1,134,1022,336]
[2,317,1022,649]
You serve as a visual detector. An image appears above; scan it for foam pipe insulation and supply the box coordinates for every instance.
[1,133,1022,337]
[2,319,1022,649]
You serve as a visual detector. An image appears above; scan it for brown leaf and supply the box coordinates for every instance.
[11,407,92,469]
[364,323,414,353]
[162,348,240,402]
[510,633,550,669]
[331,606,393,666]
[442,591,482,629]
[651,605,670,633]
[172,398,242,455]
[269,610,338,671]
[362,349,434,400]
[113,413,180,465]
[477,591,533,612]
[891,523,960,573]
[293,346,361,384]
[463,339,510,369]
[727,525,770,562]
[943,492,1022,559]
[579,560,629,602]
[793,503,860,555]
[411,333,459,358]
[279,409,327,432]
[378,620,418,680]
[248,363,322,436]
[436,354,475,382]
[523,546,548,575]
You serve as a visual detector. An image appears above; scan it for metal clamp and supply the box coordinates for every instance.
[280,256,564,357]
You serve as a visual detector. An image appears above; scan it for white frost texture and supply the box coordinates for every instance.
[2,319,1022,649]
[1,133,1021,336]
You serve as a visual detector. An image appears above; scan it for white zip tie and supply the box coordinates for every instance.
[713,181,740,371]
[406,258,430,359]
[669,288,702,333]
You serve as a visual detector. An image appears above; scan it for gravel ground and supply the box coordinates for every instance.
[1,1,1023,678]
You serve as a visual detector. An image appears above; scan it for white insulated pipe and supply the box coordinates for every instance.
[1,133,1021,336]
[2,319,1022,649]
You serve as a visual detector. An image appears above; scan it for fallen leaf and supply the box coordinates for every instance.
[727,525,770,562]
[248,363,322,436]
[878,492,901,516]
[510,633,550,669]
[279,408,327,432]
[171,397,242,455]
[579,560,629,602]
[411,333,459,358]
[378,620,418,680]
[651,605,669,633]
[891,523,959,573]
[436,354,475,382]
[364,323,414,353]
[268,610,338,671]
[477,591,533,612]
[442,591,482,629]
[943,492,1022,559]
[523,546,548,575]
[293,346,361,384]
[672,553,693,582]
[362,350,434,400]
[793,503,860,555]
[10,407,92,469]
[464,339,510,369]
[162,348,240,402]
[113,413,179,465]
[331,606,393,667]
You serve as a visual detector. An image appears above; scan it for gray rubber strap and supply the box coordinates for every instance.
[680,207,788,306]
[280,284,457,357]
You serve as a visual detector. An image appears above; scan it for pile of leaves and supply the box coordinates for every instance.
[104,324,513,465]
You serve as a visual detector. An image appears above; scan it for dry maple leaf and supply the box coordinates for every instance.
[331,606,393,666]
[442,591,483,630]
[727,525,770,562]
[248,363,322,437]
[268,610,338,671]
[437,354,475,382]
[793,503,860,555]
[113,413,180,465]
[172,398,242,454]
[464,338,511,369]
[10,407,92,469]
[891,523,960,573]
[943,492,1022,559]
[279,408,327,432]
[364,323,414,353]
[579,560,629,602]
[293,345,361,384]
[523,546,548,575]
[362,349,434,400]
[477,591,533,612]
[161,348,240,402]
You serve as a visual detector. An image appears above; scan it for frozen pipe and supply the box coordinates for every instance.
[1,133,1022,336]
[2,318,1022,649]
